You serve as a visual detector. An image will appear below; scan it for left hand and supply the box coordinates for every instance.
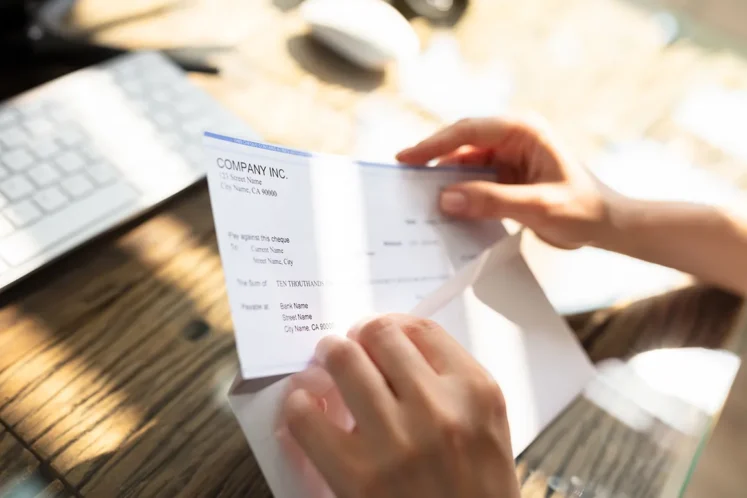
[396,116,613,250]
[282,314,520,498]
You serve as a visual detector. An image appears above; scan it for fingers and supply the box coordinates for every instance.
[284,389,356,493]
[315,335,397,434]
[397,315,477,374]
[350,314,474,376]
[397,117,523,165]
[347,315,436,398]
[289,364,335,398]
[439,181,550,222]
[433,146,494,167]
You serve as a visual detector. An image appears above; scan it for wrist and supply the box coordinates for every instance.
[588,187,640,253]
[590,191,723,256]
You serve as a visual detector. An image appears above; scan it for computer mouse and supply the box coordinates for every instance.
[399,0,469,23]
[300,0,420,71]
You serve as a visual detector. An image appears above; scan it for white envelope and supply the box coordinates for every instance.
[228,232,596,498]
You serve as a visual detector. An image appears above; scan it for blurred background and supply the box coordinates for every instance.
[2,0,747,305]
[5,0,745,314]
[1,0,746,495]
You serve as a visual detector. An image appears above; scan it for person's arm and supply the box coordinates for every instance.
[600,197,747,295]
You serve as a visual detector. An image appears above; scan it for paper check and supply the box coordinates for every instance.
[203,132,506,378]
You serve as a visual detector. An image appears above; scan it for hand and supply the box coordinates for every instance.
[396,116,616,249]
[283,315,520,498]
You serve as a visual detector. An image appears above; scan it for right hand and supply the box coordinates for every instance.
[283,315,520,498]
[396,116,618,250]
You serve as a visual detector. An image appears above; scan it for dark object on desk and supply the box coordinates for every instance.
[0,0,33,63]
[29,0,221,72]
[0,0,219,100]
[0,0,74,99]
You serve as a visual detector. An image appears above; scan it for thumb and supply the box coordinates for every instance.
[439,181,548,222]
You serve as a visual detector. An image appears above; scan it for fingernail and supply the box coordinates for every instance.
[314,334,345,364]
[440,191,468,214]
[347,315,377,340]
[290,365,334,395]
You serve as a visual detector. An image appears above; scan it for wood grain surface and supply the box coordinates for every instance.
[1,0,746,496]
[0,427,71,498]
[523,284,742,498]
[0,188,268,497]
[518,397,685,498]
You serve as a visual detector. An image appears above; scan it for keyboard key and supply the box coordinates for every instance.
[33,187,68,212]
[4,200,42,227]
[33,139,60,159]
[151,89,172,103]
[41,101,58,114]
[134,119,158,137]
[58,127,85,146]
[2,149,34,172]
[61,174,94,198]
[0,183,138,266]
[28,163,61,187]
[129,101,149,115]
[80,143,101,159]
[50,109,69,123]
[0,127,28,148]
[181,116,214,136]
[55,151,86,173]
[0,214,14,237]
[18,100,45,118]
[185,144,202,164]
[46,107,70,123]
[0,176,34,201]
[87,164,117,185]
[121,79,145,94]
[151,111,174,128]
[175,99,202,116]
[161,132,182,149]
[169,79,197,97]
[114,61,138,78]
[0,109,17,127]
[24,117,55,136]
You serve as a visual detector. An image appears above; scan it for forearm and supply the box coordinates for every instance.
[596,196,747,295]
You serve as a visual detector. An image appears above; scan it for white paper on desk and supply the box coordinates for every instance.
[203,132,594,498]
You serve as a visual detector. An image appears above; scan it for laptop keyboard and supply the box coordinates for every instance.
[0,51,254,285]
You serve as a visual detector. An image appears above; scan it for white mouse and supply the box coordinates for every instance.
[300,0,420,70]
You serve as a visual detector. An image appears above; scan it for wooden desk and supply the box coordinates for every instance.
[1,0,746,496]
[0,427,70,497]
